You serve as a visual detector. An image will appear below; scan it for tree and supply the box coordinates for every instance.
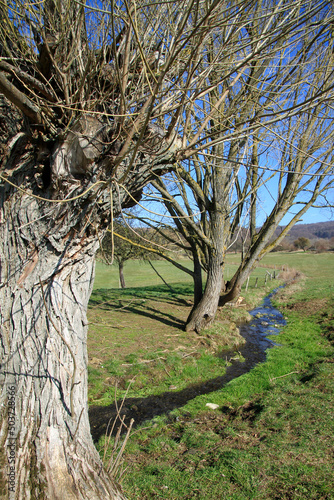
[1,1,333,497]
[294,237,311,252]
[139,1,334,332]
[102,218,148,288]
[0,1,239,497]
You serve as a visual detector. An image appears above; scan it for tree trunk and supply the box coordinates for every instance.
[185,249,222,333]
[219,279,242,307]
[192,251,203,308]
[0,83,175,495]
[0,255,126,500]
[119,261,126,289]
[185,207,225,334]
[0,152,127,499]
[185,153,231,334]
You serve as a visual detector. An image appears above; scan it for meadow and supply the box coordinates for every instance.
[88,252,334,499]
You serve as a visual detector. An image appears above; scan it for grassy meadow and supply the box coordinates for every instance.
[88,252,334,499]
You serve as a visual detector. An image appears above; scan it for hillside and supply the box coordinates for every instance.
[227,220,334,253]
[276,220,334,242]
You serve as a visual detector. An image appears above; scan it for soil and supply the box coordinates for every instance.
[285,298,328,315]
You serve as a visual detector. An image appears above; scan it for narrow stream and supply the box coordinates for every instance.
[224,286,286,372]
[89,287,286,440]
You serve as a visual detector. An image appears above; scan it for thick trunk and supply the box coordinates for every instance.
[0,156,126,498]
[185,158,229,334]
[119,261,126,289]
[0,92,174,497]
[0,255,125,500]
[219,280,242,307]
[186,250,222,334]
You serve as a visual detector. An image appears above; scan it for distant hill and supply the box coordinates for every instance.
[275,220,334,242]
[227,220,334,253]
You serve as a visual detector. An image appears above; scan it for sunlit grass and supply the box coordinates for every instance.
[93,259,194,289]
[101,252,334,499]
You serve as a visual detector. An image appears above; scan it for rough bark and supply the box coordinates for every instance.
[0,107,172,498]
[185,148,234,333]
[0,143,122,498]
[185,249,223,333]
[192,252,203,308]
[185,206,226,333]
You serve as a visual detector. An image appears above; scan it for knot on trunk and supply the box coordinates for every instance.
[52,116,107,180]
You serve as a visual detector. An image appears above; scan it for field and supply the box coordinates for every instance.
[87,252,334,499]
[87,258,274,405]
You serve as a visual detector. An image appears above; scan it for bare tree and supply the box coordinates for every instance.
[0,0,333,498]
[101,218,149,288]
[140,1,334,332]
[0,1,237,498]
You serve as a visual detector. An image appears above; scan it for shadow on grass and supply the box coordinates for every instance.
[89,283,193,330]
[89,283,193,308]
[89,345,264,443]
[121,303,185,329]
[89,287,286,442]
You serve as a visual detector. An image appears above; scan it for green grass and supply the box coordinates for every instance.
[88,252,334,498]
[94,254,334,500]
[93,259,194,289]
[94,256,280,292]
[89,258,269,404]
[89,253,334,407]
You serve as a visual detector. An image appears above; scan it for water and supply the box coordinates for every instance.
[90,287,287,439]
[237,286,286,362]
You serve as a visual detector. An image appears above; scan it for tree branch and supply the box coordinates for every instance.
[0,60,57,102]
[0,71,42,124]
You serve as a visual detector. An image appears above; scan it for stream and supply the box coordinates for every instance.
[89,287,286,440]
[222,286,286,374]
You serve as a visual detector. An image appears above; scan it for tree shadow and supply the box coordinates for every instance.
[89,285,286,442]
[89,342,265,443]
[89,284,192,330]
[90,284,193,308]
[121,303,185,329]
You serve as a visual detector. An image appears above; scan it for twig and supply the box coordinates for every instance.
[108,418,135,475]
[102,380,136,479]
[89,322,126,328]
[116,298,146,310]
[103,380,134,465]
[72,408,84,440]
[181,351,198,359]
[270,371,300,382]
[121,356,167,366]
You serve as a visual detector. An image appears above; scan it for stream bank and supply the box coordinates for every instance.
[89,288,286,441]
